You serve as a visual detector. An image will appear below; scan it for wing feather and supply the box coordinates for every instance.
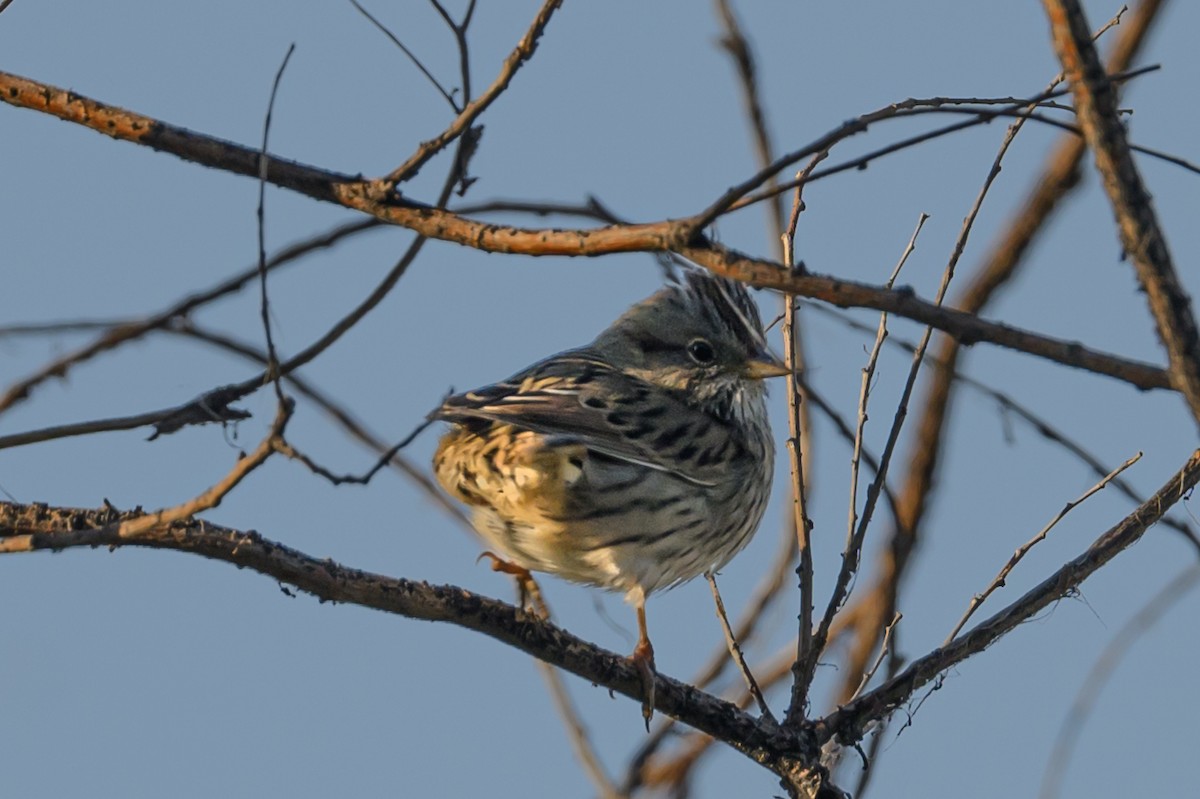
[434,350,739,488]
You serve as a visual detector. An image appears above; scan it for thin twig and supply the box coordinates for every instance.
[779,150,827,730]
[0,388,252,450]
[383,0,564,184]
[822,449,1200,747]
[705,572,775,722]
[257,44,296,402]
[846,217,928,557]
[849,640,904,799]
[944,452,1142,645]
[802,299,1200,554]
[276,417,436,487]
[692,66,1159,230]
[850,612,902,702]
[428,0,476,106]
[798,376,904,525]
[0,319,128,336]
[350,0,459,111]
[797,213,929,710]
[169,323,469,528]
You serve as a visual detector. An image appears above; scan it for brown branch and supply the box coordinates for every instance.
[0,498,826,790]
[0,70,1174,396]
[820,448,1200,747]
[1044,0,1200,426]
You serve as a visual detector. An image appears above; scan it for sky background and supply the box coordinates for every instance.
[2,1,1199,797]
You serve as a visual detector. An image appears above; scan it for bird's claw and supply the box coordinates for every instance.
[477,551,550,619]
[632,639,657,731]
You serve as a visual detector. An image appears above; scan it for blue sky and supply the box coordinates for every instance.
[2,1,1198,797]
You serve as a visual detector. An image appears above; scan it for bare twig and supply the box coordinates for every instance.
[797,214,930,710]
[944,452,1142,645]
[257,44,297,401]
[350,0,459,111]
[798,379,905,526]
[850,612,902,702]
[429,0,477,106]
[780,151,827,729]
[276,417,436,487]
[846,217,928,554]
[170,323,469,528]
[383,0,564,184]
[705,572,775,722]
[0,402,292,555]
[802,299,1200,555]
[0,229,430,451]
[0,388,253,450]
[692,67,1158,231]
[0,319,129,336]
[822,449,1200,747]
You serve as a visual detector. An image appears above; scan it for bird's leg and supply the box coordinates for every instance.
[476,551,550,619]
[631,596,657,731]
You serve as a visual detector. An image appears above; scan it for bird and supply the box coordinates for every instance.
[431,269,788,726]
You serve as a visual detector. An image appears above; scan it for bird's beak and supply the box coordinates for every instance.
[743,350,792,380]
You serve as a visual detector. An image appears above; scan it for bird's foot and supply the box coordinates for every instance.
[631,638,657,732]
[476,551,550,619]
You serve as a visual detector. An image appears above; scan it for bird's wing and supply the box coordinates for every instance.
[434,351,739,488]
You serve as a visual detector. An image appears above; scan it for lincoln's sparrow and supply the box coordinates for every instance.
[432,270,787,723]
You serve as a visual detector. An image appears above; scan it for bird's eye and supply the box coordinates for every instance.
[687,338,716,365]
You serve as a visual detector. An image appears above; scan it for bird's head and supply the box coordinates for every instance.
[593,270,789,418]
